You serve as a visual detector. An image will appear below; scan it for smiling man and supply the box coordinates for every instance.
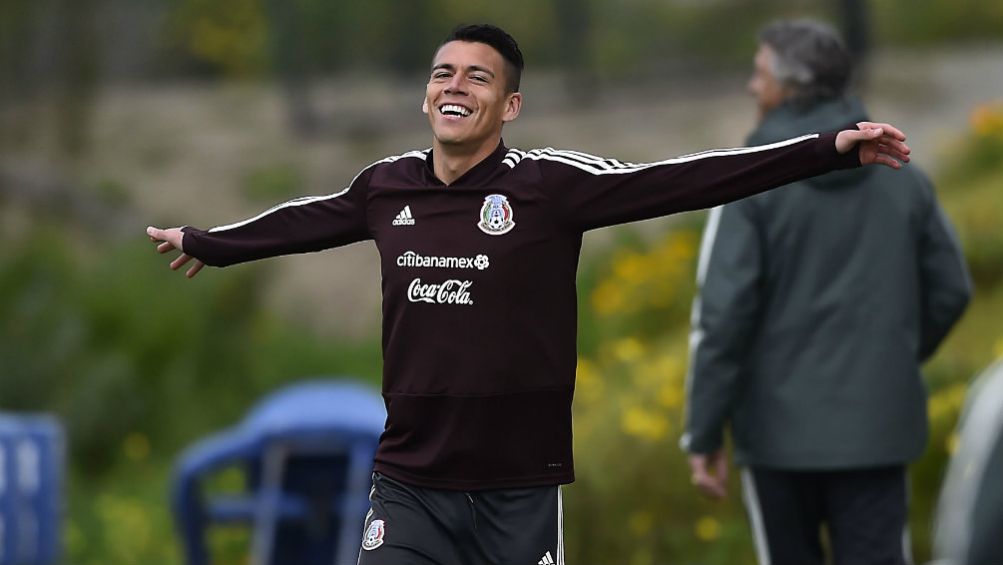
[147,23,911,565]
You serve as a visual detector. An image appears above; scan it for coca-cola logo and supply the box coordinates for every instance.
[407,278,474,306]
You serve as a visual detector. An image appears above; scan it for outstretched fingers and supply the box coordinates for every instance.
[186,260,205,278]
[168,253,206,278]
[170,253,194,271]
[148,226,204,278]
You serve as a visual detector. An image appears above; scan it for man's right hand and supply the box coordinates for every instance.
[147,226,205,278]
[688,449,729,500]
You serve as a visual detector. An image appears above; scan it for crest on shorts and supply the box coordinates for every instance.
[477,194,515,235]
[362,519,385,551]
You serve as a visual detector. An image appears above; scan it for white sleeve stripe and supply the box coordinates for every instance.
[519,134,819,176]
[538,148,617,170]
[207,150,428,233]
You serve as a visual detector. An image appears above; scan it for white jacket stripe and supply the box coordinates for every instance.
[513,134,819,176]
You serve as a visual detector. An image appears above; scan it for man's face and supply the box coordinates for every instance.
[748,44,789,120]
[423,40,522,151]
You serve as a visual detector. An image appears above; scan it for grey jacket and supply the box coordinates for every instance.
[681,97,972,469]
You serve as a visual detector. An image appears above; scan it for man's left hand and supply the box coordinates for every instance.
[836,121,911,169]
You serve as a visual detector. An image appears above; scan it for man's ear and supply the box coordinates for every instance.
[422,98,429,115]
[502,92,522,123]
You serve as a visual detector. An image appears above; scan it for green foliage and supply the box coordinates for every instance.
[154,0,1003,81]
[939,103,1003,288]
[166,0,269,77]
[0,223,382,563]
[92,178,132,208]
[243,163,304,203]
[873,0,1003,44]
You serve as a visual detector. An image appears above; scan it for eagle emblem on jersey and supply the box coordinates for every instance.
[362,519,385,551]
[477,194,515,235]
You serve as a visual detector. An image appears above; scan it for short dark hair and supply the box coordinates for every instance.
[438,24,524,93]
[759,19,853,105]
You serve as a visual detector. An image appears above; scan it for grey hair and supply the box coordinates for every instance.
[759,19,853,105]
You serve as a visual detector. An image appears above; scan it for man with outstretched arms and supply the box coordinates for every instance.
[148,23,910,565]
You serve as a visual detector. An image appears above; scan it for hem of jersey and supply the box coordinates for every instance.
[373,463,575,491]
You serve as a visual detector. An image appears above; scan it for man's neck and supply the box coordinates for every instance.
[432,138,501,185]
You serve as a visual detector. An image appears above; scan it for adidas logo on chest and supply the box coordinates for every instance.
[393,205,416,226]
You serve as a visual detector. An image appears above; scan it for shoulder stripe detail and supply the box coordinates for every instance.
[503,148,526,169]
[207,150,429,233]
[516,134,819,176]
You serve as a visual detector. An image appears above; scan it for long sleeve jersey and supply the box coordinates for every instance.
[182,133,859,490]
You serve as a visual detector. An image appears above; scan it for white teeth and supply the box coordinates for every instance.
[440,104,471,117]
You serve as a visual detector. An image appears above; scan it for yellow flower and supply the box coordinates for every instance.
[658,383,683,409]
[656,355,683,382]
[592,280,625,315]
[621,405,669,441]
[928,384,967,422]
[695,515,721,542]
[669,232,698,262]
[613,337,645,363]
[970,102,1003,137]
[613,252,649,285]
[576,358,604,405]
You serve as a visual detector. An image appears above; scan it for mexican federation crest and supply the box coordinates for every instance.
[477,194,515,235]
[362,519,385,551]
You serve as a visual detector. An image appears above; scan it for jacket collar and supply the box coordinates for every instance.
[424,141,509,187]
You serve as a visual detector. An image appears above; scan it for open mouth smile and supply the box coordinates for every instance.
[439,104,472,118]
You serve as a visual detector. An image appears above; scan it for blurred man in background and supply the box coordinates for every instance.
[149,22,912,565]
[682,18,970,565]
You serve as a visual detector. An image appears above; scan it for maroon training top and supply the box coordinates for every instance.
[182,132,858,490]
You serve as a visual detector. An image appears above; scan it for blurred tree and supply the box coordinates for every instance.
[555,0,597,104]
[0,0,100,159]
[54,0,101,158]
[0,0,35,103]
[264,0,321,137]
[838,0,872,86]
[386,1,436,74]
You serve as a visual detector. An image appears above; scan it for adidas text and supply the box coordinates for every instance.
[393,205,416,226]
